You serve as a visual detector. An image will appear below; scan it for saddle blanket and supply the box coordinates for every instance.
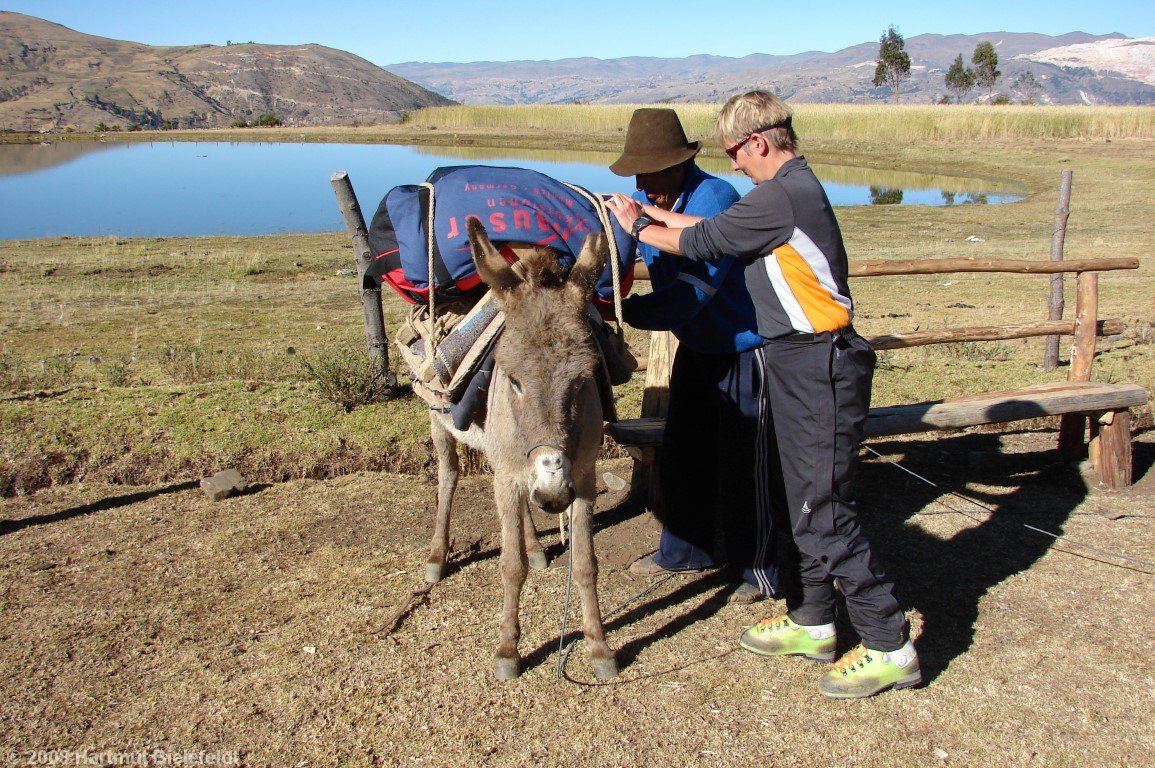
[366,165,635,306]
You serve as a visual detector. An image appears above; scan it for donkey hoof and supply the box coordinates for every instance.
[493,656,521,681]
[424,562,445,584]
[527,551,549,570]
[591,655,619,681]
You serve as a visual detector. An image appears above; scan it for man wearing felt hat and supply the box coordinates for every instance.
[612,108,779,605]
[606,91,919,700]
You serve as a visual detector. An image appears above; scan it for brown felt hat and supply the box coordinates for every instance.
[609,108,701,176]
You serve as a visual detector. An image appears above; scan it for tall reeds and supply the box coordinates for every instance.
[405,103,1155,142]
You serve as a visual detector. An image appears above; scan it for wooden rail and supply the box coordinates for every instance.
[849,256,1139,276]
[868,319,1124,351]
[618,255,1145,495]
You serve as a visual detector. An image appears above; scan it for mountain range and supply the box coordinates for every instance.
[0,11,453,132]
[389,32,1155,106]
[2,12,1153,134]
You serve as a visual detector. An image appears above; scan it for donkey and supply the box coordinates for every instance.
[423,217,618,681]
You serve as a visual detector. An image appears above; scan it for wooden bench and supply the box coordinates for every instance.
[607,255,1146,501]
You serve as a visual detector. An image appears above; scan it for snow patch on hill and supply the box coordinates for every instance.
[1020,37,1155,86]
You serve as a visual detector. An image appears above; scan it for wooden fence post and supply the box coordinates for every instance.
[1096,410,1133,489]
[1044,169,1073,370]
[1068,270,1098,384]
[641,331,678,420]
[1058,269,1098,462]
[330,171,397,393]
[628,330,678,514]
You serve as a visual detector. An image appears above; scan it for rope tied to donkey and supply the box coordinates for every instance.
[555,543,678,680]
[422,181,439,368]
[862,444,1154,571]
[525,442,566,460]
[564,183,626,326]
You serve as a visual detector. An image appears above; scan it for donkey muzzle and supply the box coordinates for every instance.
[527,446,575,513]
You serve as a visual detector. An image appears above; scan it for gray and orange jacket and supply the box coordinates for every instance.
[678,157,854,340]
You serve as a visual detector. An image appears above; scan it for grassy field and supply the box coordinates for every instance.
[1,106,1151,493]
[404,103,1155,142]
[0,106,1153,766]
[7,103,1154,149]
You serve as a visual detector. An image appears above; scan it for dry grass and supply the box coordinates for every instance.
[11,103,1150,154]
[0,120,1153,765]
[0,439,1152,766]
[407,103,1155,143]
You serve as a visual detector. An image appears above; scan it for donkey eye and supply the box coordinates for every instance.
[508,376,524,396]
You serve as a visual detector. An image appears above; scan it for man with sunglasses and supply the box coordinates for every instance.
[606,91,919,700]
[610,108,779,605]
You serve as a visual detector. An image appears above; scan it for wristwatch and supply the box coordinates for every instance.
[631,214,656,239]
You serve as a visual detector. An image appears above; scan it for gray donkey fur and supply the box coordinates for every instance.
[424,218,618,681]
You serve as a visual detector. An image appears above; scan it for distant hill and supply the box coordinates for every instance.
[0,12,455,132]
[389,32,1155,106]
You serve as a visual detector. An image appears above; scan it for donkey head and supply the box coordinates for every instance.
[466,217,608,513]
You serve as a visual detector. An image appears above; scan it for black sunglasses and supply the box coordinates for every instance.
[724,116,793,159]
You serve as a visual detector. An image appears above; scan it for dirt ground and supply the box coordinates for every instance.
[1,428,1152,767]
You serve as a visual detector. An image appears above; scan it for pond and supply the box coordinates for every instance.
[0,141,1024,239]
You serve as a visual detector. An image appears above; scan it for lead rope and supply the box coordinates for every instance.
[555,565,678,680]
[555,501,576,679]
[862,444,1154,570]
[421,182,438,366]
[564,183,625,324]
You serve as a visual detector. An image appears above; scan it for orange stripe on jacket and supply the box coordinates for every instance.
[774,244,850,333]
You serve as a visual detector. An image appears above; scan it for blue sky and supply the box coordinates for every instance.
[6,1,1152,65]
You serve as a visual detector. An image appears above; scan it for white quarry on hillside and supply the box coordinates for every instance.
[1020,37,1155,86]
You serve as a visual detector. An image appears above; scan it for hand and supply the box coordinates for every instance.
[605,193,644,231]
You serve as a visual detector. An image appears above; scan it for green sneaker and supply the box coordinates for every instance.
[818,642,922,699]
[739,615,837,661]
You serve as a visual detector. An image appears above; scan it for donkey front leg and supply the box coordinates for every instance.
[568,491,618,680]
[493,473,529,680]
[425,414,459,584]
[521,502,549,571]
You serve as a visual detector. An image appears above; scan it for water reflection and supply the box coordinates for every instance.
[0,141,1024,239]
[412,144,617,168]
[869,186,904,205]
[0,141,124,177]
[940,190,989,205]
[807,162,1018,198]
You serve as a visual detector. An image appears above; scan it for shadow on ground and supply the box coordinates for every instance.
[0,480,199,536]
[558,426,1154,681]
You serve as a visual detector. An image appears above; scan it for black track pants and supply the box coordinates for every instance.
[755,329,907,651]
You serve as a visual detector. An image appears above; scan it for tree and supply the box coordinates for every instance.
[972,41,1002,100]
[1014,71,1042,104]
[872,26,911,104]
[944,54,976,104]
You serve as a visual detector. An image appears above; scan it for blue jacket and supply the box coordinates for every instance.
[622,165,762,353]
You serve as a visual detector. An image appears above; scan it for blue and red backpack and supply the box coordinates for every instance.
[366,165,635,307]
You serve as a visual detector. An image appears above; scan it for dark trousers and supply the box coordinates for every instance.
[654,345,780,595]
[755,329,907,651]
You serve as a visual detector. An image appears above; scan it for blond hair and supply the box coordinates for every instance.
[713,90,797,152]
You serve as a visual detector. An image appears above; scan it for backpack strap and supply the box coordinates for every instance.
[563,185,635,392]
[563,183,625,325]
[420,182,442,367]
[418,183,455,299]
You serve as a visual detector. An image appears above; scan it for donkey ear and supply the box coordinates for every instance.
[468,217,521,292]
[567,231,608,299]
